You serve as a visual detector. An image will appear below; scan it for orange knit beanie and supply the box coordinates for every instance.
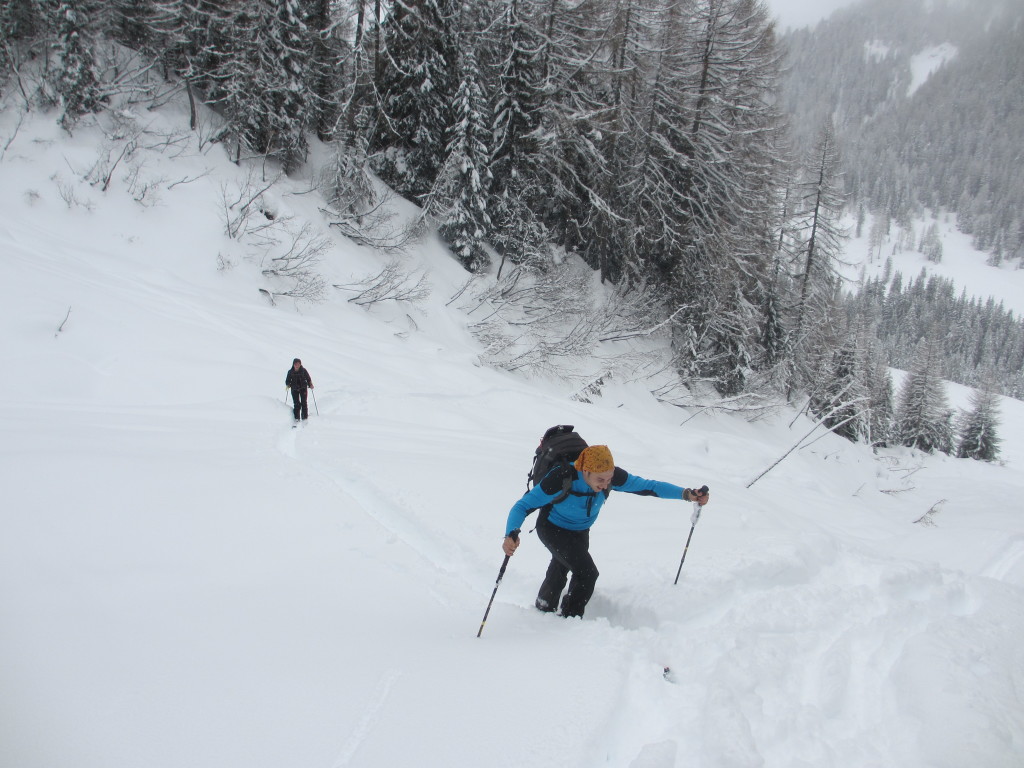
[574,445,614,473]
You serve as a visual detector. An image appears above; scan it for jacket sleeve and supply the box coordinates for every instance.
[611,468,685,500]
[305,370,313,387]
[285,370,292,386]
[504,483,560,537]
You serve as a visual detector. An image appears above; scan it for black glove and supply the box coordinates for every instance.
[684,485,710,503]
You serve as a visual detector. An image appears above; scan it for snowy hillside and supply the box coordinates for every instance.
[1,104,1023,768]
[780,0,1024,270]
[845,212,1024,316]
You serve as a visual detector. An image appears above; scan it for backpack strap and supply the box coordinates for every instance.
[549,468,610,504]
[551,473,574,505]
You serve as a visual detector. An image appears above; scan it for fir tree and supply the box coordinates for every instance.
[759,284,788,370]
[656,0,786,394]
[486,0,547,273]
[488,0,543,188]
[810,340,868,442]
[373,0,459,200]
[957,387,1002,461]
[204,0,312,171]
[526,0,610,260]
[1,0,46,84]
[432,44,493,271]
[863,343,895,448]
[894,342,954,454]
[52,0,105,129]
[304,0,345,143]
[251,0,311,172]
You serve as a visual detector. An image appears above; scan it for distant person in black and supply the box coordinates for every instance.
[285,358,314,420]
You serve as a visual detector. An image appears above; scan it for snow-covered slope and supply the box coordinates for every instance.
[1,105,1022,768]
[845,212,1024,315]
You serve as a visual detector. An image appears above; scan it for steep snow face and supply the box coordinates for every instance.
[908,42,959,96]
[1,101,1023,768]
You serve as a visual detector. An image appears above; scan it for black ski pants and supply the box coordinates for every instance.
[535,515,599,618]
[291,387,308,420]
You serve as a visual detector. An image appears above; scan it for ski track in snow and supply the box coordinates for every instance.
[276,402,1018,767]
[981,535,1024,582]
[278,412,707,767]
[3,104,1023,768]
[330,669,402,768]
[275,414,481,604]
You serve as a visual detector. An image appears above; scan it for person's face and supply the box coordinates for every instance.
[583,469,613,493]
[293,361,301,369]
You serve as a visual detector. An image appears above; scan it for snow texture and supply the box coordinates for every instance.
[0,105,1022,768]
[908,43,958,97]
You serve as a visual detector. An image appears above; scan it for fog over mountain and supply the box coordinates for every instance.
[780,0,1024,263]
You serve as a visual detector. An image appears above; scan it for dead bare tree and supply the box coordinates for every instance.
[459,261,680,381]
[913,499,947,527]
[334,261,430,306]
[95,43,163,104]
[123,160,164,205]
[220,168,279,240]
[315,149,419,253]
[660,392,781,423]
[258,221,330,303]
[0,111,25,162]
[87,138,136,192]
[52,174,92,210]
[166,171,210,190]
[746,399,868,489]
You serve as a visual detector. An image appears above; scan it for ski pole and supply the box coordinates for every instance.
[674,485,709,585]
[477,532,518,638]
[310,388,319,416]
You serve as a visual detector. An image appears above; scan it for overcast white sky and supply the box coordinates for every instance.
[764,0,859,30]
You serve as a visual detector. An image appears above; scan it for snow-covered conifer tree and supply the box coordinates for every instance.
[432,43,493,271]
[894,341,954,454]
[251,0,310,172]
[373,0,459,199]
[486,0,547,273]
[657,0,786,393]
[209,0,311,172]
[52,0,105,129]
[863,343,895,448]
[957,386,1002,462]
[1,0,43,48]
[305,0,344,143]
[810,340,867,442]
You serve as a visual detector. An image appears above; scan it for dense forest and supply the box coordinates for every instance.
[0,0,1010,459]
[846,269,1024,399]
[780,0,1024,263]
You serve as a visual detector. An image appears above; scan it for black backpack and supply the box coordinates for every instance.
[527,425,589,505]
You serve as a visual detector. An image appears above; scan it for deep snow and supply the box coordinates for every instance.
[1,102,1022,768]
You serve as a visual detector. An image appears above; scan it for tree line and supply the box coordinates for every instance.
[845,269,1024,400]
[809,314,1003,463]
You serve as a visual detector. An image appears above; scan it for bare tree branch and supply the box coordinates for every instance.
[54,306,71,338]
[334,261,430,306]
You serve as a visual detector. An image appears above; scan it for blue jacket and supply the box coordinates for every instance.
[505,466,686,536]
